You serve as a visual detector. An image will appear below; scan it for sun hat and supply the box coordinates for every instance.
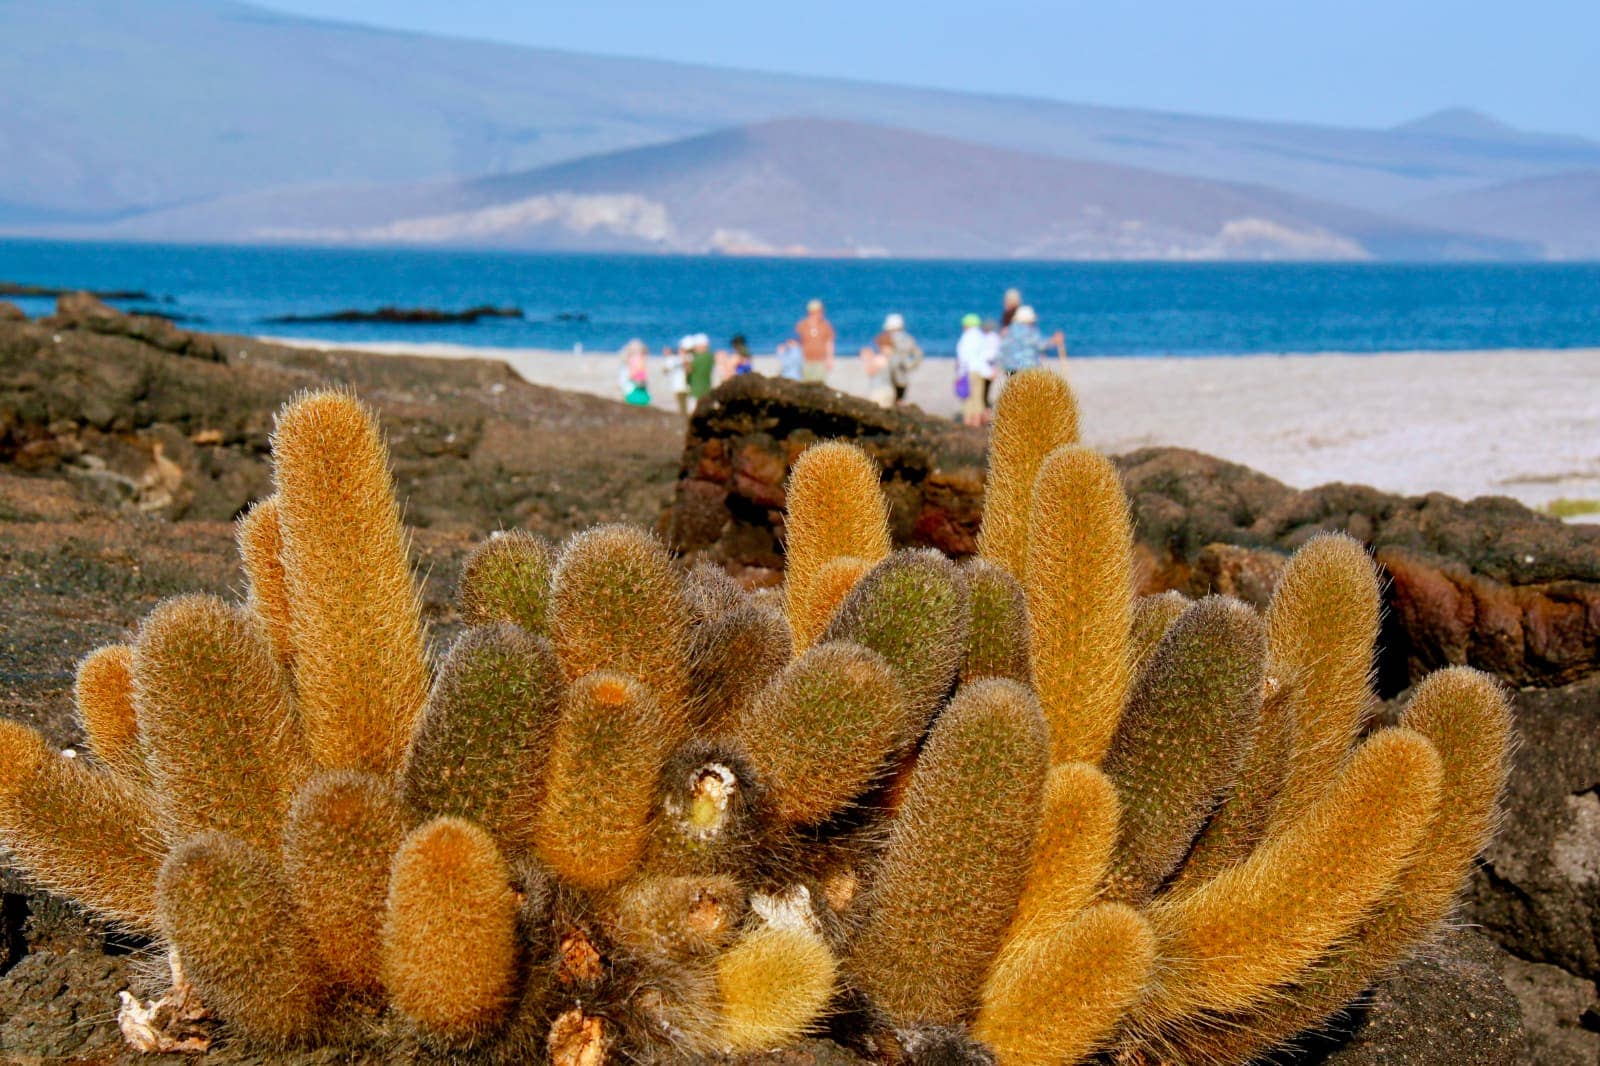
[693,333,711,349]
[678,335,696,351]
[884,313,905,331]
[962,313,981,328]
[807,299,823,313]
[1015,305,1038,324]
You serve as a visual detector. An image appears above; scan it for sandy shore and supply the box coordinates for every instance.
[263,338,1599,515]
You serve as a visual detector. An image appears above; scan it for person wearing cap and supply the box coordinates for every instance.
[881,312,924,407]
[998,305,1067,376]
[955,313,991,426]
[661,335,694,417]
[795,299,835,384]
[688,333,716,406]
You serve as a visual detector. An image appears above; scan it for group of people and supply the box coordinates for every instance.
[616,290,1065,423]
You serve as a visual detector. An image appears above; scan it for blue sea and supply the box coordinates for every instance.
[3,239,1599,357]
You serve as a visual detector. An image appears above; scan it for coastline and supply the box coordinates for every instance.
[260,337,1600,515]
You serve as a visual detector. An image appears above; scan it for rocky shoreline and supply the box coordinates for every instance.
[0,297,1594,1063]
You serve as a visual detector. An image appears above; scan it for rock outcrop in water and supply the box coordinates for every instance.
[266,304,524,324]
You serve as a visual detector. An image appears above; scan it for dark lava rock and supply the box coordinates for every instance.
[267,304,524,325]
[0,300,681,531]
[1301,931,1527,1066]
[1468,675,1600,984]
[666,377,1600,691]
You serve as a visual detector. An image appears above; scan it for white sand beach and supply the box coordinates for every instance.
[264,338,1599,515]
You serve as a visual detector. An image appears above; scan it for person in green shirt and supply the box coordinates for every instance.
[687,332,716,404]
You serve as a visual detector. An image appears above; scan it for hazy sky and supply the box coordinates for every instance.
[252,0,1600,138]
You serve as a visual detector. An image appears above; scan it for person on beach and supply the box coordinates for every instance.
[796,299,836,384]
[719,333,754,379]
[776,339,805,381]
[861,333,895,408]
[955,313,991,426]
[998,305,1067,375]
[978,319,1001,417]
[662,336,694,417]
[1001,288,1024,329]
[618,338,651,406]
[881,313,924,406]
[688,333,716,405]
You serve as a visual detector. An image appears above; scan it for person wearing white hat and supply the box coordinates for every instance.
[795,299,836,383]
[660,335,695,417]
[881,312,924,406]
[998,305,1067,376]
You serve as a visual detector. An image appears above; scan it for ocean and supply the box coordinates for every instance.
[3,239,1599,357]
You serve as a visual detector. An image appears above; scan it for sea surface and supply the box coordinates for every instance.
[3,239,1600,357]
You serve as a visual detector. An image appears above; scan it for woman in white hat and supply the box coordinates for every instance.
[998,305,1066,375]
[881,312,924,407]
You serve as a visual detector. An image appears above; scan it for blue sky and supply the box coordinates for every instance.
[253,0,1599,138]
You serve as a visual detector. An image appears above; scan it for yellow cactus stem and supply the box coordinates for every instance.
[73,644,142,779]
[976,367,1079,581]
[1170,667,1514,1064]
[1005,761,1119,954]
[1264,532,1380,834]
[733,641,911,827]
[784,442,892,653]
[380,817,521,1047]
[282,771,408,996]
[0,718,163,932]
[157,832,329,1045]
[271,389,431,776]
[1171,669,1301,888]
[1128,590,1189,676]
[715,924,838,1053]
[959,558,1034,686]
[458,529,554,634]
[687,601,793,730]
[847,679,1049,1026]
[133,594,308,851]
[549,524,694,723]
[526,672,689,890]
[1024,445,1135,765]
[977,902,1155,1066]
[793,555,873,653]
[235,495,295,668]
[1101,597,1265,905]
[1133,728,1442,1031]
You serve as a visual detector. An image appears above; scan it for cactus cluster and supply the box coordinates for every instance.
[0,374,1510,1065]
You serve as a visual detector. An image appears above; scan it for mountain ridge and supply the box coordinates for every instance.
[5,0,1600,226]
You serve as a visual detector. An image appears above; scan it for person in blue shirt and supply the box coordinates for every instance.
[998,305,1067,373]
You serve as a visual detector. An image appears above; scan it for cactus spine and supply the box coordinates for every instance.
[1005,762,1119,953]
[1137,729,1441,1025]
[529,673,686,890]
[402,624,563,837]
[272,390,430,775]
[959,558,1033,686]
